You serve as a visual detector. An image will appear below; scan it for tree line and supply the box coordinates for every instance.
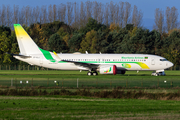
[0,19,180,67]
[0,2,179,67]
[0,1,143,29]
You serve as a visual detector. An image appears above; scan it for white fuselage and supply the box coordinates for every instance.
[13,24,174,75]
[14,53,173,71]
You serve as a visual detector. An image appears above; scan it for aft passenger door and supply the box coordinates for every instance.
[39,57,43,65]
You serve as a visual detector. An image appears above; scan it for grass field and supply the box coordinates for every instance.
[0,96,180,119]
[0,70,180,119]
[0,70,180,88]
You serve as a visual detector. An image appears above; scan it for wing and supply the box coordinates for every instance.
[62,60,99,70]
[53,51,99,70]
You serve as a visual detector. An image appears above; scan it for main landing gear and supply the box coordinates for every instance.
[87,71,98,76]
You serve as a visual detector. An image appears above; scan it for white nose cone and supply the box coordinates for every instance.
[169,62,174,68]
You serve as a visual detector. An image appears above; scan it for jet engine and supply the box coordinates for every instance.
[99,65,117,75]
[116,70,126,74]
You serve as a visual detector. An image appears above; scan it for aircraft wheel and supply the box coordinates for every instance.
[87,72,92,76]
[93,71,98,76]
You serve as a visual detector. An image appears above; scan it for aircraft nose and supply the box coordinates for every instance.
[169,61,174,68]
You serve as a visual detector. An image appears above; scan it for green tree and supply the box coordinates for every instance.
[0,26,11,36]
[107,28,129,53]
[79,30,97,53]
[9,31,21,65]
[57,27,67,37]
[162,30,180,65]
[79,18,106,34]
[57,27,70,46]
[125,24,134,31]
[48,33,68,53]
[0,32,11,64]
[149,30,162,55]
[3,54,12,64]
[30,21,72,50]
[95,30,109,53]
[68,33,84,52]
[118,28,160,54]
[109,23,121,31]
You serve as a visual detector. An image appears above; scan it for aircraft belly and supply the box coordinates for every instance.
[57,63,78,70]
[149,65,164,70]
[43,62,78,70]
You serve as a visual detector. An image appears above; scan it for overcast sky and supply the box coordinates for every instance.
[1,0,180,30]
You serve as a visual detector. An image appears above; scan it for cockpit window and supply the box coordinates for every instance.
[160,59,167,61]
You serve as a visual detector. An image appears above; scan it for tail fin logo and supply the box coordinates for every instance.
[14,24,42,55]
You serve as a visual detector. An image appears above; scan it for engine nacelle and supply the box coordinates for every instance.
[117,70,126,74]
[99,65,117,75]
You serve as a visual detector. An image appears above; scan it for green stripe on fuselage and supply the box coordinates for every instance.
[59,61,149,69]
[39,48,56,62]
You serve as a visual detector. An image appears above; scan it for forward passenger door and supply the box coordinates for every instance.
[151,58,155,65]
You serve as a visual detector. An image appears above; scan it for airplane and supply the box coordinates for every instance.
[12,24,174,76]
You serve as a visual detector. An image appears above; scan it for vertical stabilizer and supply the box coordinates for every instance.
[14,24,42,55]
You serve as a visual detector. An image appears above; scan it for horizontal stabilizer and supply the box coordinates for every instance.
[7,53,31,59]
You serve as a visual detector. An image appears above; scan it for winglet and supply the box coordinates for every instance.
[53,51,61,61]
[53,51,57,55]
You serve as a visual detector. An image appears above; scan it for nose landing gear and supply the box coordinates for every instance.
[151,71,166,76]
